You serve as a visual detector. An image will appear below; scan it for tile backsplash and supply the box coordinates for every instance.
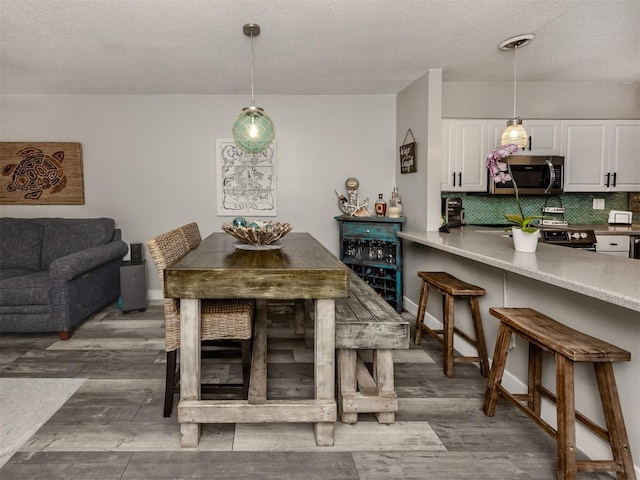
[442,192,638,225]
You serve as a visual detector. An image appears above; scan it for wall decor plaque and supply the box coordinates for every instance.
[0,142,85,205]
[400,129,416,174]
[216,139,276,216]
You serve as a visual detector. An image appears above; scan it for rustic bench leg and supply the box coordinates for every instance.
[483,323,511,416]
[469,296,489,377]
[443,293,455,377]
[337,349,358,424]
[594,362,635,480]
[414,281,429,345]
[528,344,543,416]
[373,349,395,424]
[555,354,576,480]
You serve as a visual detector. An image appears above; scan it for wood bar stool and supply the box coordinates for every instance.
[414,271,489,377]
[484,307,635,480]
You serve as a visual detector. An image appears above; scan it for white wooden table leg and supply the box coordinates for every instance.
[179,298,201,447]
[314,298,336,446]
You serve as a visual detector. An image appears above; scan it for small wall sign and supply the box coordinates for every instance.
[400,129,416,174]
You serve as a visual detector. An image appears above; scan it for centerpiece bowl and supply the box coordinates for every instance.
[222,220,292,247]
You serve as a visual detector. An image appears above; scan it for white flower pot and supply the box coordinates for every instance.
[512,228,539,253]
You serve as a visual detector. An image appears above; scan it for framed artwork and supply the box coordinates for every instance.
[0,142,85,205]
[216,139,276,216]
[400,129,417,174]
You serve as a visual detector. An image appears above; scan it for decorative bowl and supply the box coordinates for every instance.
[222,220,293,246]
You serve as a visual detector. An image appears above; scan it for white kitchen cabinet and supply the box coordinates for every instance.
[519,120,562,155]
[441,119,488,192]
[487,119,561,155]
[563,120,640,192]
[562,120,610,192]
[609,120,640,191]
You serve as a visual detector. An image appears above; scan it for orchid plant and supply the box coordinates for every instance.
[486,144,540,233]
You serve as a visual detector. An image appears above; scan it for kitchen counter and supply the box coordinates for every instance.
[399,225,639,471]
[399,226,640,312]
[574,224,640,235]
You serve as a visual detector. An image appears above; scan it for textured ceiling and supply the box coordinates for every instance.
[1,0,639,95]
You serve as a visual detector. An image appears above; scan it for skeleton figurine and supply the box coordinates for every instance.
[335,177,369,216]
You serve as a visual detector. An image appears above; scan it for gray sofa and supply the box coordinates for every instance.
[0,217,128,339]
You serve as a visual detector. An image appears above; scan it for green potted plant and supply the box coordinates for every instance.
[486,144,541,252]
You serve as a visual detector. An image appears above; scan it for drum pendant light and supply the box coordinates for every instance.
[499,34,534,149]
[232,23,275,154]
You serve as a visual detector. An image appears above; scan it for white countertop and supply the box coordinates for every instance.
[576,224,640,235]
[399,226,640,313]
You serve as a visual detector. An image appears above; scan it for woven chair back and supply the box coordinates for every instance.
[147,224,254,352]
[147,227,188,351]
[179,222,202,252]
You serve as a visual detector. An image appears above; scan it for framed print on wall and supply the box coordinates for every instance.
[0,142,85,205]
[216,139,276,216]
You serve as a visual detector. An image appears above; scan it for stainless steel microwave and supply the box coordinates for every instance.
[489,155,564,195]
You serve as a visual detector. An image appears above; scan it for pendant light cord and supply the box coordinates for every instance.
[250,30,255,107]
[513,44,518,119]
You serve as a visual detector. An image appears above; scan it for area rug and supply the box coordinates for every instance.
[0,377,86,467]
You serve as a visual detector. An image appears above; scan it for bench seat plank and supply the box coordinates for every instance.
[335,275,410,350]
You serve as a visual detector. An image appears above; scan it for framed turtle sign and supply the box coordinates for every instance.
[0,142,85,205]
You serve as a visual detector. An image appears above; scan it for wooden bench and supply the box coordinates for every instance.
[484,308,635,480]
[335,273,410,424]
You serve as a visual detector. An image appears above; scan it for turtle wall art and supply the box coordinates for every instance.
[0,142,85,205]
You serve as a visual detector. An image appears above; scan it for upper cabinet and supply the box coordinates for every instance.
[487,119,562,155]
[609,120,640,191]
[441,119,488,192]
[519,120,562,155]
[563,120,640,192]
[443,118,639,193]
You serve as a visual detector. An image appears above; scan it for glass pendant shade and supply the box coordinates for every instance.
[232,23,275,154]
[501,118,528,149]
[232,106,275,154]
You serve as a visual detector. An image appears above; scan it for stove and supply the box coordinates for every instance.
[539,228,597,250]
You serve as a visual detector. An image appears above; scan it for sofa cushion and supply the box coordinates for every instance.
[0,218,43,270]
[0,268,39,281]
[41,218,115,269]
[0,270,50,306]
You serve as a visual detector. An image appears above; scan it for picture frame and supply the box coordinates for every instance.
[0,142,85,205]
[216,139,277,216]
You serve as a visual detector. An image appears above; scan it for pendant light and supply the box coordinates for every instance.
[499,34,534,149]
[232,23,275,154]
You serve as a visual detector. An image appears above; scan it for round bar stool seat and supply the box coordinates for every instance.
[414,271,489,377]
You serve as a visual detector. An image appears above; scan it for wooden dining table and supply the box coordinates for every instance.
[163,232,350,447]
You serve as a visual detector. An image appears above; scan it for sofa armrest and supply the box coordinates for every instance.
[49,240,129,282]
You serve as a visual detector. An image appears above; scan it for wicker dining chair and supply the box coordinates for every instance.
[179,221,202,251]
[147,225,254,417]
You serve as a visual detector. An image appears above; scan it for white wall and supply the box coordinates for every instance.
[443,82,640,119]
[395,69,442,233]
[0,94,396,295]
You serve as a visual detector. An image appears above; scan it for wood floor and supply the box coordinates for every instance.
[0,301,615,479]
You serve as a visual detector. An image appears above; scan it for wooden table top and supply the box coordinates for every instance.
[164,232,350,300]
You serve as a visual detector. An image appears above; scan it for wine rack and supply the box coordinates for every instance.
[334,215,405,312]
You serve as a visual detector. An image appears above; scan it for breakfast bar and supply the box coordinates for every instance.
[399,226,640,470]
